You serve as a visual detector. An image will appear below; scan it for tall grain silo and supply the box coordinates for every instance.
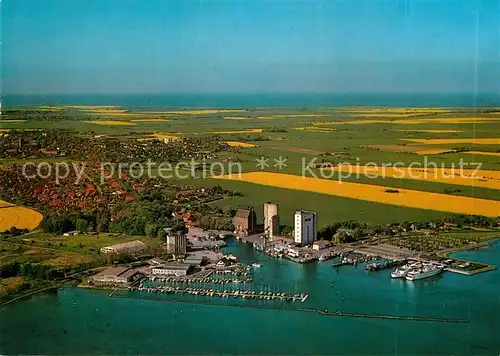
[263,202,279,238]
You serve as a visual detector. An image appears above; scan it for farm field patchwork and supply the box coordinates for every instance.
[214,172,500,217]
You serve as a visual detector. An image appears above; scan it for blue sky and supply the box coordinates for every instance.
[2,0,499,94]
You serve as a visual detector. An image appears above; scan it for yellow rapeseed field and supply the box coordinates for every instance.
[257,114,329,119]
[402,138,500,145]
[65,105,120,109]
[312,117,499,126]
[85,120,137,126]
[0,201,43,232]
[223,116,252,120]
[130,119,170,122]
[137,133,180,142]
[413,149,457,155]
[338,108,454,114]
[214,172,500,216]
[395,129,464,133]
[225,141,258,148]
[82,109,128,114]
[293,127,340,133]
[209,129,264,134]
[327,165,500,190]
[463,151,500,157]
[367,144,455,155]
[161,110,246,115]
[0,120,26,123]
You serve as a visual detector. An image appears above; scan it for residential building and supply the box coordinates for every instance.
[233,207,257,235]
[294,210,317,246]
[166,231,187,256]
[90,267,142,286]
[263,202,279,238]
[99,240,147,255]
[151,263,194,277]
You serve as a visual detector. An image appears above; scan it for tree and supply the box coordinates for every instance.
[157,229,168,242]
[75,219,89,231]
[145,223,160,238]
[97,210,110,233]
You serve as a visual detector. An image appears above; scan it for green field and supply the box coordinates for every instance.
[2,106,500,225]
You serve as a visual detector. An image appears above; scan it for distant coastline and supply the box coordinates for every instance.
[3,92,500,108]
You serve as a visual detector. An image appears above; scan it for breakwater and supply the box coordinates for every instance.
[110,292,469,324]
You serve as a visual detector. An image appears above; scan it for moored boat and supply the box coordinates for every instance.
[406,264,443,281]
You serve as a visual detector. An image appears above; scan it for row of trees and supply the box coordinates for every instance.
[0,261,65,280]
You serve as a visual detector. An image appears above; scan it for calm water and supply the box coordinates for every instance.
[1,240,499,355]
[4,93,500,108]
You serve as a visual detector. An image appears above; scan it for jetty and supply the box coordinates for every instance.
[128,285,308,302]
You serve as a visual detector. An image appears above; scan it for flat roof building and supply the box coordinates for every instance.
[151,263,194,277]
[99,240,148,255]
[90,267,142,285]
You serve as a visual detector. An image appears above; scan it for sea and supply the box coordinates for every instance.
[1,239,499,355]
[3,93,500,108]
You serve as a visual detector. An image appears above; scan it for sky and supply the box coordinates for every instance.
[2,0,500,94]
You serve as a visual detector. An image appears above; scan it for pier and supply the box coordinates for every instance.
[129,284,307,302]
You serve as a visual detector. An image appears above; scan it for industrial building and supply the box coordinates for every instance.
[233,207,257,235]
[90,267,142,286]
[263,202,279,239]
[99,240,148,255]
[151,263,194,277]
[294,210,317,246]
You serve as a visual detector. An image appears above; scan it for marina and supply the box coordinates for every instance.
[124,286,308,302]
[2,238,500,355]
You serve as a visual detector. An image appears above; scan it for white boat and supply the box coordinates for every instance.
[391,266,409,278]
[252,263,262,268]
[406,264,443,281]
[390,262,420,279]
[318,255,327,261]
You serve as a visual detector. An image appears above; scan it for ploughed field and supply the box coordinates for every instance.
[2,105,500,224]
